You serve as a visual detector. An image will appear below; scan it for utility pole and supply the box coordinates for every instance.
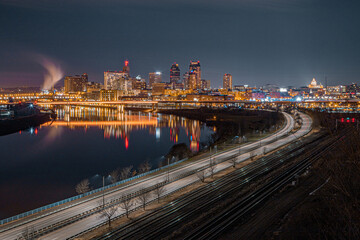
[335,119,337,130]
[238,144,241,162]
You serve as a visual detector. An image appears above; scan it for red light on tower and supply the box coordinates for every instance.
[125,60,129,67]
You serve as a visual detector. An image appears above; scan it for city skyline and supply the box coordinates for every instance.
[1,1,360,239]
[1,0,360,88]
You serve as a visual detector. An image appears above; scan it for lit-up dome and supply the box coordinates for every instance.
[308,78,323,89]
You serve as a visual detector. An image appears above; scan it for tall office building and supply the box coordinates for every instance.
[201,79,211,90]
[188,71,197,90]
[81,73,88,82]
[122,60,130,74]
[183,72,189,89]
[64,74,88,93]
[189,61,201,89]
[104,61,132,91]
[149,72,162,88]
[104,71,130,91]
[132,75,146,90]
[170,63,180,88]
[223,73,233,89]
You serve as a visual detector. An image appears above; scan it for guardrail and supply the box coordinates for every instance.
[66,113,307,240]
[15,112,296,239]
[0,158,188,225]
[6,112,292,231]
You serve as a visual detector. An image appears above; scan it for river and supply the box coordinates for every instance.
[0,106,214,219]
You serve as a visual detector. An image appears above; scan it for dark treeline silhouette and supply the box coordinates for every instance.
[160,107,284,144]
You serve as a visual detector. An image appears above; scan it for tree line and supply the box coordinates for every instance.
[75,160,152,195]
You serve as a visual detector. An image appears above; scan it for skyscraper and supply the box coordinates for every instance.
[122,60,130,74]
[149,72,162,88]
[188,71,197,90]
[81,73,88,91]
[64,74,88,93]
[170,63,180,88]
[104,61,132,92]
[81,73,88,82]
[223,73,233,89]
[201,79,211,89]
[104,71,129,91]
[183,72,189,89]
[189,61,201,89]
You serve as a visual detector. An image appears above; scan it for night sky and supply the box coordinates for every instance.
[1,0,360,88]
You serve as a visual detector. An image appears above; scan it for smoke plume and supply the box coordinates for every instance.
[40,57,64,90]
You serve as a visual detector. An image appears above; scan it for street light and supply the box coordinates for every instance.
[102,176,105,207]
[166,157,170,183]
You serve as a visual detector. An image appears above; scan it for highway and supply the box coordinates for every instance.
[0,111,309,240]
[95,124,322,240]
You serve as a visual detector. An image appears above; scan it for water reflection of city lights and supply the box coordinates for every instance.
[39,106,214,153]
[156,127,161,141]
[125,136,129,149]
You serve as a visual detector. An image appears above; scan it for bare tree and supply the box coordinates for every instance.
[120,165,133,180]
[196,170,206,183]
[153,182,166,203]
[208,159,217,178]
[109,169,120,184]
[75,179,90,194]
[137,188,151,210]
[119,195,133,219]
[20,226,36,240]
[138,161,152,174]
[97,199,118,229]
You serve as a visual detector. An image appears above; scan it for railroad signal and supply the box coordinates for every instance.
[336,118,358,130]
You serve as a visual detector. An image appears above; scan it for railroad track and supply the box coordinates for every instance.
[13,130,291,240]
[184,131,349,240]
[95,132,330,240]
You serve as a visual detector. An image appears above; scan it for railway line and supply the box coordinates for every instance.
[2,111,303,240]
[184,131,348,240]
[3,113,293,240]
[94,129,336,240]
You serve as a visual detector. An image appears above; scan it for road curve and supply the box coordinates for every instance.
[1,111,310,240]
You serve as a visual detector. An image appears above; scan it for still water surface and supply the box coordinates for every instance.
[0,106,214,219]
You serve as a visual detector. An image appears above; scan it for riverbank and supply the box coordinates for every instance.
[158,107,284,143]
